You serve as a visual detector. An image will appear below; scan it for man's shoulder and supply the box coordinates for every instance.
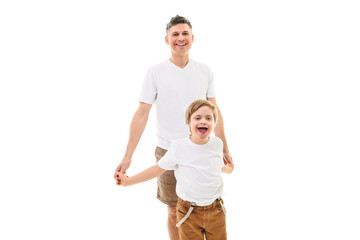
[148,60,170,71]
[189,59,212,73]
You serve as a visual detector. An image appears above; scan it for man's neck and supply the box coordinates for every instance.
[169,54,190,69]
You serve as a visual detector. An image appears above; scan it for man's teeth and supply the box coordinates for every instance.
[177,43,186,46]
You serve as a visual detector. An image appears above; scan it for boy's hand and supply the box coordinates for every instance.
[117,173,132,186]
[222,162,234,174]
[115,172,122,185]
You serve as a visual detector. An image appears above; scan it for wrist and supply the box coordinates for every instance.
[123,153,133,161]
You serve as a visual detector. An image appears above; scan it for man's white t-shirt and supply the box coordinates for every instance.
[157,136,224,206]
[138,59,216,150]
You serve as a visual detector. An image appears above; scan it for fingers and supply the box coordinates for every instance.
[115,172,129,186]
[118,173,131,187]
[114,164,122,179]
[116,179,122,185]
[114,164,127,179]
[223,155,233,164]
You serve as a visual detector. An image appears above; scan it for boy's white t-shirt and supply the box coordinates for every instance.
[138,59,216,150]
[157,136,224,206]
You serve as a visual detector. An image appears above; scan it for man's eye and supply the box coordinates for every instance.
[172,33,179,36]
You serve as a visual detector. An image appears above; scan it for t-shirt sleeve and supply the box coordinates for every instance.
[138,68,157,104]
[157,143,177,170]
[206,67,216,98]
[217,137,225,167]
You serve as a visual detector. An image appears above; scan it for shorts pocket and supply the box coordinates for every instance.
[177,201,190,216]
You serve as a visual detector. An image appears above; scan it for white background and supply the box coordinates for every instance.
[1,0,359,239]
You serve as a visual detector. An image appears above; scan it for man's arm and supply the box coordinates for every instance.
[114,102,152,179]
[207,98,233,165]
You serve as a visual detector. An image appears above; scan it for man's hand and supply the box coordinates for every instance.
[223,152,233,165]
[114,157,132,184]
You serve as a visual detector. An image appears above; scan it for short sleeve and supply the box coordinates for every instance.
[138,68,157,104]
[157,143,177,170]
[206,67,216,98]
[215,137,225,167]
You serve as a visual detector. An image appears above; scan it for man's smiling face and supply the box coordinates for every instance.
[165,23,194,55]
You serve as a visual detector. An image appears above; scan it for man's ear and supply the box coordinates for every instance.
[165,35,169,45]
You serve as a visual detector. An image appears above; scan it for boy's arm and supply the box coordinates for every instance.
[118,165,166,186]
[114,102,152,179]
[207,98,233,165]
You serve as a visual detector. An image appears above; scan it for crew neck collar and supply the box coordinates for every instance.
[188,135,211,146]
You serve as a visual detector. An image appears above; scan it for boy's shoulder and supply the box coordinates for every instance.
[212,136,223,143]
[210,136,223,148]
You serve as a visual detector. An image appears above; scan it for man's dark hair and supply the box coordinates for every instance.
[166,15,192,33]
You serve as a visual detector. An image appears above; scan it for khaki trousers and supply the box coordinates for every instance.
[177,198,227,240]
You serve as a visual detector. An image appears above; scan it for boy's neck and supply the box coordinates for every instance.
[169,54,190,69]
[189,135,210,145]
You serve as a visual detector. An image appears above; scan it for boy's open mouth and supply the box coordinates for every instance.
[197,127,208,134]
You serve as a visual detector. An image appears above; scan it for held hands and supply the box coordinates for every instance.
[116,173,132,186]
[222,162,234,174]
[222,151,234,174]
[114,157,132,185]
[223,152,233,165]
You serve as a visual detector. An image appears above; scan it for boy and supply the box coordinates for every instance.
[117,99,234,240]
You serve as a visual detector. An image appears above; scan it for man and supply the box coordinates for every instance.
[114,15,233,240]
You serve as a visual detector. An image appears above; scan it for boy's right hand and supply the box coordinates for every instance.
[117,173,132,187]
[221,162,234,174]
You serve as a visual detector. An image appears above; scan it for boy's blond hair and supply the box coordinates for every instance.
[185,99,218,125]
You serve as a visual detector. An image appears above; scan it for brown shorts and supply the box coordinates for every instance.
[177,198,227,240]
[155,146,178,206]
